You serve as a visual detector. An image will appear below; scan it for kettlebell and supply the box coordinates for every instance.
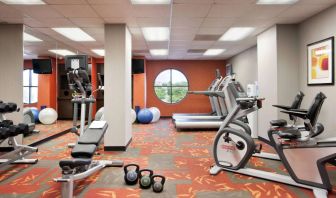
[139,169,153,189]
[124,164,140,185]
[152,175,166,193]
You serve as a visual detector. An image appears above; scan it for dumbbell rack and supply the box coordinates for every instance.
[0,102,38,167]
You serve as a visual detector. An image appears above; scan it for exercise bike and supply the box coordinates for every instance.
[210,91,336,198]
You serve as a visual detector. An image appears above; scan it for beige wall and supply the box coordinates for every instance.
[298,6,336,138]
[0,24,23,144]
[228,46,258,90]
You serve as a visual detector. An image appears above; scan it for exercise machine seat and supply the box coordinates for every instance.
[77,123,108,146]
[0,127,9,139]
[270,119,287,127]
[71,144,97,159]
[59,158,92,169]
[278,128,301,139]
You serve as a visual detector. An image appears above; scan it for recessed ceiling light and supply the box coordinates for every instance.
[203,49,226,56]
[256,0,299,4]
[49,49,75,56]
[52,28,95,42]
[150,49,168,56]
[220,27,255,41]
[0,0,45,4]
[142,27,170,41]
[92,49,105,57]
[130,0,171,4]
[23,33,42,42]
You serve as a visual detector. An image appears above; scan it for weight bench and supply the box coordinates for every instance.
[0,101,38,167]
[54,121,123,198]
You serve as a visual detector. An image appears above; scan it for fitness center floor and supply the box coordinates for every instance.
[0,119,335,198]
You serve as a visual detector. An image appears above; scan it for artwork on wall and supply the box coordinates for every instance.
[307,37,334,85]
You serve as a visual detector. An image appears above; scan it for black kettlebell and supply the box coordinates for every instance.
[124,164,140,185]
[139,169,153,189]
[152,175,166,193]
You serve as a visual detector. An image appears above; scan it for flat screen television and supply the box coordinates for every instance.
[65,55,88,71]
[132,59,145,74]
[32,59,52,74]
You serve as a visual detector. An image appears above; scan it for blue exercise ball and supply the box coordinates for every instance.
[30,108,40,122]
[137,109,153,124]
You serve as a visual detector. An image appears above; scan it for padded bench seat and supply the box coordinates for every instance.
[71,144,97,159]
[59,158,92,170]
[77,123,108,146]
[270,119,287,127]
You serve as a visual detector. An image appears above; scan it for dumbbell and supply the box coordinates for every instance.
[139,169,153,189]
[151,175,166,193]
[124,164,140,185]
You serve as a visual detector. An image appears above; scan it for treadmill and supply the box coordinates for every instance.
[172,69,223,120]
[174,78,248,130]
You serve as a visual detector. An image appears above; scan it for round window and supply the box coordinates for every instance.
[154,69,189,104]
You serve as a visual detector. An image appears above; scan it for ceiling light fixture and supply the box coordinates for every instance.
[256,0,299,5]
[142,27,170,41]
[0,0,45,4]
[49,49,75,56]
[130,0,171,4]
[150,49,168,56]
[91,49,105,57]
[203,49,226,56]
[220,27,255,41]
[52,28,95,42]
[23,33,42,42]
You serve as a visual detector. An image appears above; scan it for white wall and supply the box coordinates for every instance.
[0,24,23,145]
[228,46,258,90]
[298,5,336,138]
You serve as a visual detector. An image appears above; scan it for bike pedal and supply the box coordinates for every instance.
[254,144,262,153]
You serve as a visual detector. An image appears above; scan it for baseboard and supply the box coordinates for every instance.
[104,137,132,151]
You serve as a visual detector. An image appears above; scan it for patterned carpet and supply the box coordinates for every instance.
[0,118,335,198]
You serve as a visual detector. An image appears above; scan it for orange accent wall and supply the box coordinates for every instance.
[91,57,98,118]
[133,73,146,108]
[146,60,226,117]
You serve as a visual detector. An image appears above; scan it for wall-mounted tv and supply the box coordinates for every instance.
[32,59,52,74]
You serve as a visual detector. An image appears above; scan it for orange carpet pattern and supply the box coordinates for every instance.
[0,119,335,198]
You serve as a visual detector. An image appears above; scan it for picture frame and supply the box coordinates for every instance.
[307,37,334,86]
[226,64,233,76]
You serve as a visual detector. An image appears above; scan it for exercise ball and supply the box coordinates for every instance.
[137,109,153,124]
[131,109,136,123]
[39,108,58,125]
[95,107,104,121]
[30,108,40,123]
[149,107,160,123]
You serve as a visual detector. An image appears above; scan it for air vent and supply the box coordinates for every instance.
[194,34,221,41]
[187,49,207,53]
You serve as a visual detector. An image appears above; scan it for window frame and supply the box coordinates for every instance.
[153,68,189,104]
[23,69,38,104]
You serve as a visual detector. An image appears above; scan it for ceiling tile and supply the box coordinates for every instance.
[214,0,255,4]
[70,18,104,28]
[173,4,212,17]
[171,17,203,28]
[297,0,336,5]
[240,5,290,19]
[208,4,252,17]
[87,0,126,4]
[51,5,99,17]
[44,0,87,4]
[132,5,170,17]
[174,0,214,4]
[136,17,170,27]
[0,5,23,18]
[103,17,138,27]
[278,5,330,19]
[197,27,228,35]
[36,17,74,27]
[147,41,169,49]
[202,17,235,27]
[13,5,63,18]
[92,4,132,18]
[194,34,221,41]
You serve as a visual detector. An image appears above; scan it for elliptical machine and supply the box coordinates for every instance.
[210,87,335,197]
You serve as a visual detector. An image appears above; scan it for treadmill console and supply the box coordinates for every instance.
[229,81,248,99]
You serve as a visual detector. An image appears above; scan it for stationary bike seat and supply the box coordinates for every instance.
[270,119,287,127]
[278,128,301,139]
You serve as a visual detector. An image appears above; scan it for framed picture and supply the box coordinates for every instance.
[307,37,334,86]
